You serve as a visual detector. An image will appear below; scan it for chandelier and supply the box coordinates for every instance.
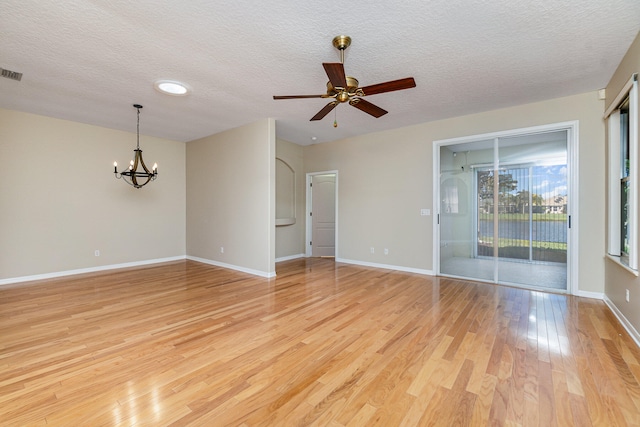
[113,104,158,188]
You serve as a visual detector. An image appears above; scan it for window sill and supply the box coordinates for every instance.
[606,254,639,276]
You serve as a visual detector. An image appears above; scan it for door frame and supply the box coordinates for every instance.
[306,170,339,258]
[433,121,579,294]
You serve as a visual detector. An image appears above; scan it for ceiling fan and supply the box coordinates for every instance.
[273,35,416,122]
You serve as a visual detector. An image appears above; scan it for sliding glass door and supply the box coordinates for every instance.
[438,128,570,291]
[439,139,495,282]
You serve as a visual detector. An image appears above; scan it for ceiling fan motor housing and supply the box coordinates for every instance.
[327,76,360,102]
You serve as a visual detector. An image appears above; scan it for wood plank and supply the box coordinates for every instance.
[469,373,498,426]
[552,369,575,426]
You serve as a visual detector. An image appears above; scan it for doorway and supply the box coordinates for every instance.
[306,172,338,258]
[434,122,577,293]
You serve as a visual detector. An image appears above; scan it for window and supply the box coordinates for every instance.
[608,74,638,270]
[621,98,630,261]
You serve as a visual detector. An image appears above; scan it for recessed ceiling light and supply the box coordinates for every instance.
[154,80,190,96]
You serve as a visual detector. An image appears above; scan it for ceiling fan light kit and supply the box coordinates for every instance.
[273,35,416,122]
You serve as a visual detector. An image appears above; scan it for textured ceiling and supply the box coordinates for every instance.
[1,1,639,146]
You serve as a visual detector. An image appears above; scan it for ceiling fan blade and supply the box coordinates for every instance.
[310,102,338,121]
[273,94,326,100]
[323,63,347,89]
[349,98,388,118]
[360,77,416,96]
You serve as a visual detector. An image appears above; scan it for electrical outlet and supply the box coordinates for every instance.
[94,250,100,257]
[370,247,374,254]
[384,248,389,255]
[220,246,224,254]
[626,289,630,302]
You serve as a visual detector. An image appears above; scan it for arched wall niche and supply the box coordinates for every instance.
[276,157,296,226]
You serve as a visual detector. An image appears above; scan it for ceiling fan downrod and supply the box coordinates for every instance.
[332,35,351,64]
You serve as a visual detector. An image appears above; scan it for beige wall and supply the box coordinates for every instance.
[0,89,606,296]
[604,31,640,334]
[304,91,605,293]
[304,125,433,271]
[186,119,275,276]
[0,109,186,280]
[275,138,306,259]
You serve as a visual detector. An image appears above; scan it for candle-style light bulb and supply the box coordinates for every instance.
[113,161,118,173]
[153,163,158,171]
[130,160,134,165]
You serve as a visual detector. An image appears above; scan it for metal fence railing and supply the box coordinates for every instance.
[476,167,567,264]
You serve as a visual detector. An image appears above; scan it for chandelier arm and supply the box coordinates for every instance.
[138,175,152,188]
[131,150,139,187]
[117,172,136,187]
[121,173,150,188]
[136,150,152,175]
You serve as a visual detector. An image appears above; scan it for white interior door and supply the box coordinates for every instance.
[311,174,336,257]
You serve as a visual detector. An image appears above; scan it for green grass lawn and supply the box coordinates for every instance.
[479,213,567,221]
[478,237,567,250]
[477,238,567,262]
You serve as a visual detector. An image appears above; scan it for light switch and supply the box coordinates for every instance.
[421,209,430,216]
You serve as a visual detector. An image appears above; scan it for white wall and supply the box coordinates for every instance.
[0,109,186,281]
[304,91,605,293]
[186,119,276,276]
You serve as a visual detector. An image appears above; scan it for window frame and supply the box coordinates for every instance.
[607,74,638,271]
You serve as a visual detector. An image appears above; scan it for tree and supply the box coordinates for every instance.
[515,190,543,213]
[477,171,518,212]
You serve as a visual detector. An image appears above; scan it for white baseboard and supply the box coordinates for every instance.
[187,256,276,278]
[335,258,434,276]
[574,290,604,300]
[0,256,187,286]
[275,253,306,263]
[0,255,277,287]
[604,295,640,348]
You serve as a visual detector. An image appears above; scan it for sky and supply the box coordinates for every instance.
[533,165,567,201]
[500,164,567,202]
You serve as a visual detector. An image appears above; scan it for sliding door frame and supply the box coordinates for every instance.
[433,121,579,294]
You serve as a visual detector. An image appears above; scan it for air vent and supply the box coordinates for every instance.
[1,68,23,81]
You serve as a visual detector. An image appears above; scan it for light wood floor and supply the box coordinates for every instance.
[1,259,640,426]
